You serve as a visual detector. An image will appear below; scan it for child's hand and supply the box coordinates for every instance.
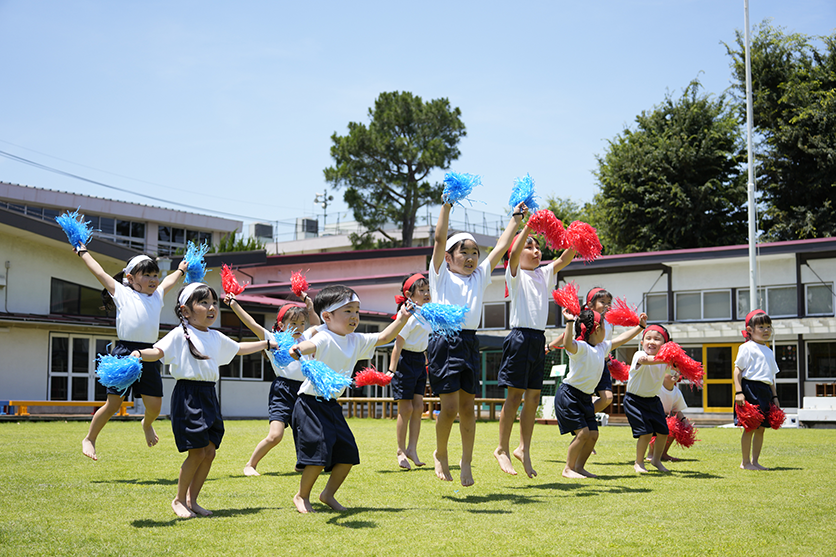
[223,292,236,306]
[561,307,577,322]
[74,242,87,255]
[512,201,529,220]
[385,370,395,378]
[734,392,746,406]
[639,312,648,328]
[289,345,301,361]
[130,350,141,360]
[176,259,189,276]
[399,301,414,318]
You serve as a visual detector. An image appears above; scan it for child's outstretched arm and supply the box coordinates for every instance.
[486,202,527,271]
[561,308,579,355]
[376,303,411,347]
[131,347,164,362]
[159,259,189,295]
[431,203,453,274]
[387,335,406,377]
[224,293,267,340]
[547,331,566,353]
[237,338,274,356]
[302,292,321,327]
[75,243,118,295]
[547,248,576,274]
[612,312,648,350]
[289,340,316,360]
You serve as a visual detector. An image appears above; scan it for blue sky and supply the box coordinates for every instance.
[1,1,834,241]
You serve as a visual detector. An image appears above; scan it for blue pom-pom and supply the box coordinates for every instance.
[300,360,353,399]
[416,303,469,338]
[95,354,142,394]
[183,241,210,284]
[442,172,481,206]
[55,208,94,249]
[509,174,539,213]
[268,330,297,368]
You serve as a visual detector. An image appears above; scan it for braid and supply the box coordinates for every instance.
[577,309,597,344]
[175,304,209,360]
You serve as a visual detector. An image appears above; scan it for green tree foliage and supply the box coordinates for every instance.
[593,80,747,253]
[726,22,836,241]
[209,232,265,253]
[324,91,466,248]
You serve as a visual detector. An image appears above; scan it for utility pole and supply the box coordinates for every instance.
[314,188,334,227]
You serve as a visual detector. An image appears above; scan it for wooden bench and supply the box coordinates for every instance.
[0,400,134,417]
[337,397,506,420]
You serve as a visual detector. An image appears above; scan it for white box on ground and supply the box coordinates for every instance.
[798,397,836,425]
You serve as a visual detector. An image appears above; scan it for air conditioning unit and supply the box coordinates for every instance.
[249,222,273,243]
[295,218,319,239]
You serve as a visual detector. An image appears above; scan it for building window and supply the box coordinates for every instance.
[675,290,731,321]
[50,278,112,317]
[49,334,115,401]
[774,344,798,408]
[738,286,797,318]
[482,302,506,329]
[806,283,834,316]
[644,293,668,322]
[158,226,212,256]
[807,341,836,379]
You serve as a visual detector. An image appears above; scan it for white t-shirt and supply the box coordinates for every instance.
[735,340,779,384]
[429,257,493,330]
[155,325,239,382]
[398,315,432,352]
[111,282,164,343]
[506,263,556,330]
[627,350,671,397]
[298,328,379,398]
[658,384,687,415]
[265,327,312,382]
[564,339,612,395]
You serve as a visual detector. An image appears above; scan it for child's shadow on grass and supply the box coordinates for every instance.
[131,507,268,528]
[375,466,435,474]
[323,506,405,529]
[671,470,724,479]
[441,492,541,508]
[92,478,177,486]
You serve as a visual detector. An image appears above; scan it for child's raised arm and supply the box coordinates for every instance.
[376,303,411,347]
[159,259,188,295]
[561,308,579,355]
[506,223,530,278]
[302,292,321,327]
[612,312,648,350]
[547,248,576,275]
[75,243,118,295]
[486,202,527,271]
[224,293,267,340]
[431,203,453,274]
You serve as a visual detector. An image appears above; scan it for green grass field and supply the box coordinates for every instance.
[0,418,832,556]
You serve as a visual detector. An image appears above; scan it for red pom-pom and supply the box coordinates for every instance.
[655,342,704,389]
[565,221,602,263]
[221,264,248,295]
[354,367,392,387]
[736,401,764,432]
[290,270,309,298]
[527,210,566,250]
[605,298,640,327]
[552,282,580,316]
[767,404,785,430]
[667,416,698,448]
[607,357,630,383]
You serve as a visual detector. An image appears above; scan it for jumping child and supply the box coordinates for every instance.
[76,245,188,460]
[494,228,575,478]
[556,307,646,479]
[387,273,432,471]
[224,291,319,476]
[289,285,411,513]
[131,283,273,518]
[733,309,781,471]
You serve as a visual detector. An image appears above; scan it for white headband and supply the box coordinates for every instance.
[178,282,205,307]
[320,294,361,321]
[122,255,153,285]
[445,232,476,252]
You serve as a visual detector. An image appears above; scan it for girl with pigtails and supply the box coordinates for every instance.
[75,243,188,461]
[131,283,274,519]
[555,306,646,479]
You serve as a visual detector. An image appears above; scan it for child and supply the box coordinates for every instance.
[428,201,526,486]
[131,283,273,518]
[224,292,319,476]
[625,324,674,473]
[494,228,575,478]
[733,309,781,471]
[652,370,691,462]
[556,307,646,479]
[387,273,432,471]
[289,285,411,513]
[76,244,188,460]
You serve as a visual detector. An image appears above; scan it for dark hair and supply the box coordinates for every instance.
[272,306,309,332]
[576,309,600,344]
[314,285,358,316]
[397,274,429,311]
[502,235,539,263]
[446,233,481,257]
[175,284,218,360]
[101,257,161,311]
[745,312,772,340]
[584,287,612,310]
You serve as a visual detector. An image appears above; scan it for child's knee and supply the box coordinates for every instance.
[266,431,284,444]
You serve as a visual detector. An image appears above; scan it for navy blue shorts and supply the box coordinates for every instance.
[268,377,303,425]
[427,330,480,396]
[555,382,598,435]
[170,380,224,452]
[292,394,360,471]
[109,340,163,398]
[594,363,612,393]
[623,392,669,438]
[497,328,546,391]
[391,350,427,400]
[734,378,773,429]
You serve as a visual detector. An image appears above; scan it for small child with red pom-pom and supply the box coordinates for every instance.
[733,310,781,471]
[648,370,694,462]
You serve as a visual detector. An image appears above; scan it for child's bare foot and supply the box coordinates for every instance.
[513,447,537,478]
[740,462,759,470]
[562,467,586,479]
[320,493,346,511]
[397,449,411,470]
[649,459,670,472]
[433,451,453,481]
[82,437,98,461]
[187,501,213,517]
[172,499,196,519]
[660,455,681,462]
[494,447,517,475]
[634,462,649,473]
[405,450,425,467]
[460,460,475,487]
[577,467,598,478]
[293,493,314,513]
[243,465,260,477]
[141,419,159,447]
[752,462,769,471]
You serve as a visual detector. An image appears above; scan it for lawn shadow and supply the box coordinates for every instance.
[131,507,269,528]
[763,466,802,471]
[92,478,177,486]
[523,481,651,496]
[323,506,405,529]
[441,492,542,506]
[375,466,435,475]
[671,470,725,479]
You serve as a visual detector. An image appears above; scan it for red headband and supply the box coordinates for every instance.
[743,309,767,337]
[586,287,606,307]
[395,273,426,305]
[276,303,302,327]
[642,324,670,343]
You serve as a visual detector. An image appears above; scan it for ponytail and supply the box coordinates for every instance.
[576,309,599,344]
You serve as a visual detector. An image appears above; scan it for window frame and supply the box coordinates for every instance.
[805,283,834,317]
[675,289,732,322]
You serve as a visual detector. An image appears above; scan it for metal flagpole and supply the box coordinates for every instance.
[744,0,759,312]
